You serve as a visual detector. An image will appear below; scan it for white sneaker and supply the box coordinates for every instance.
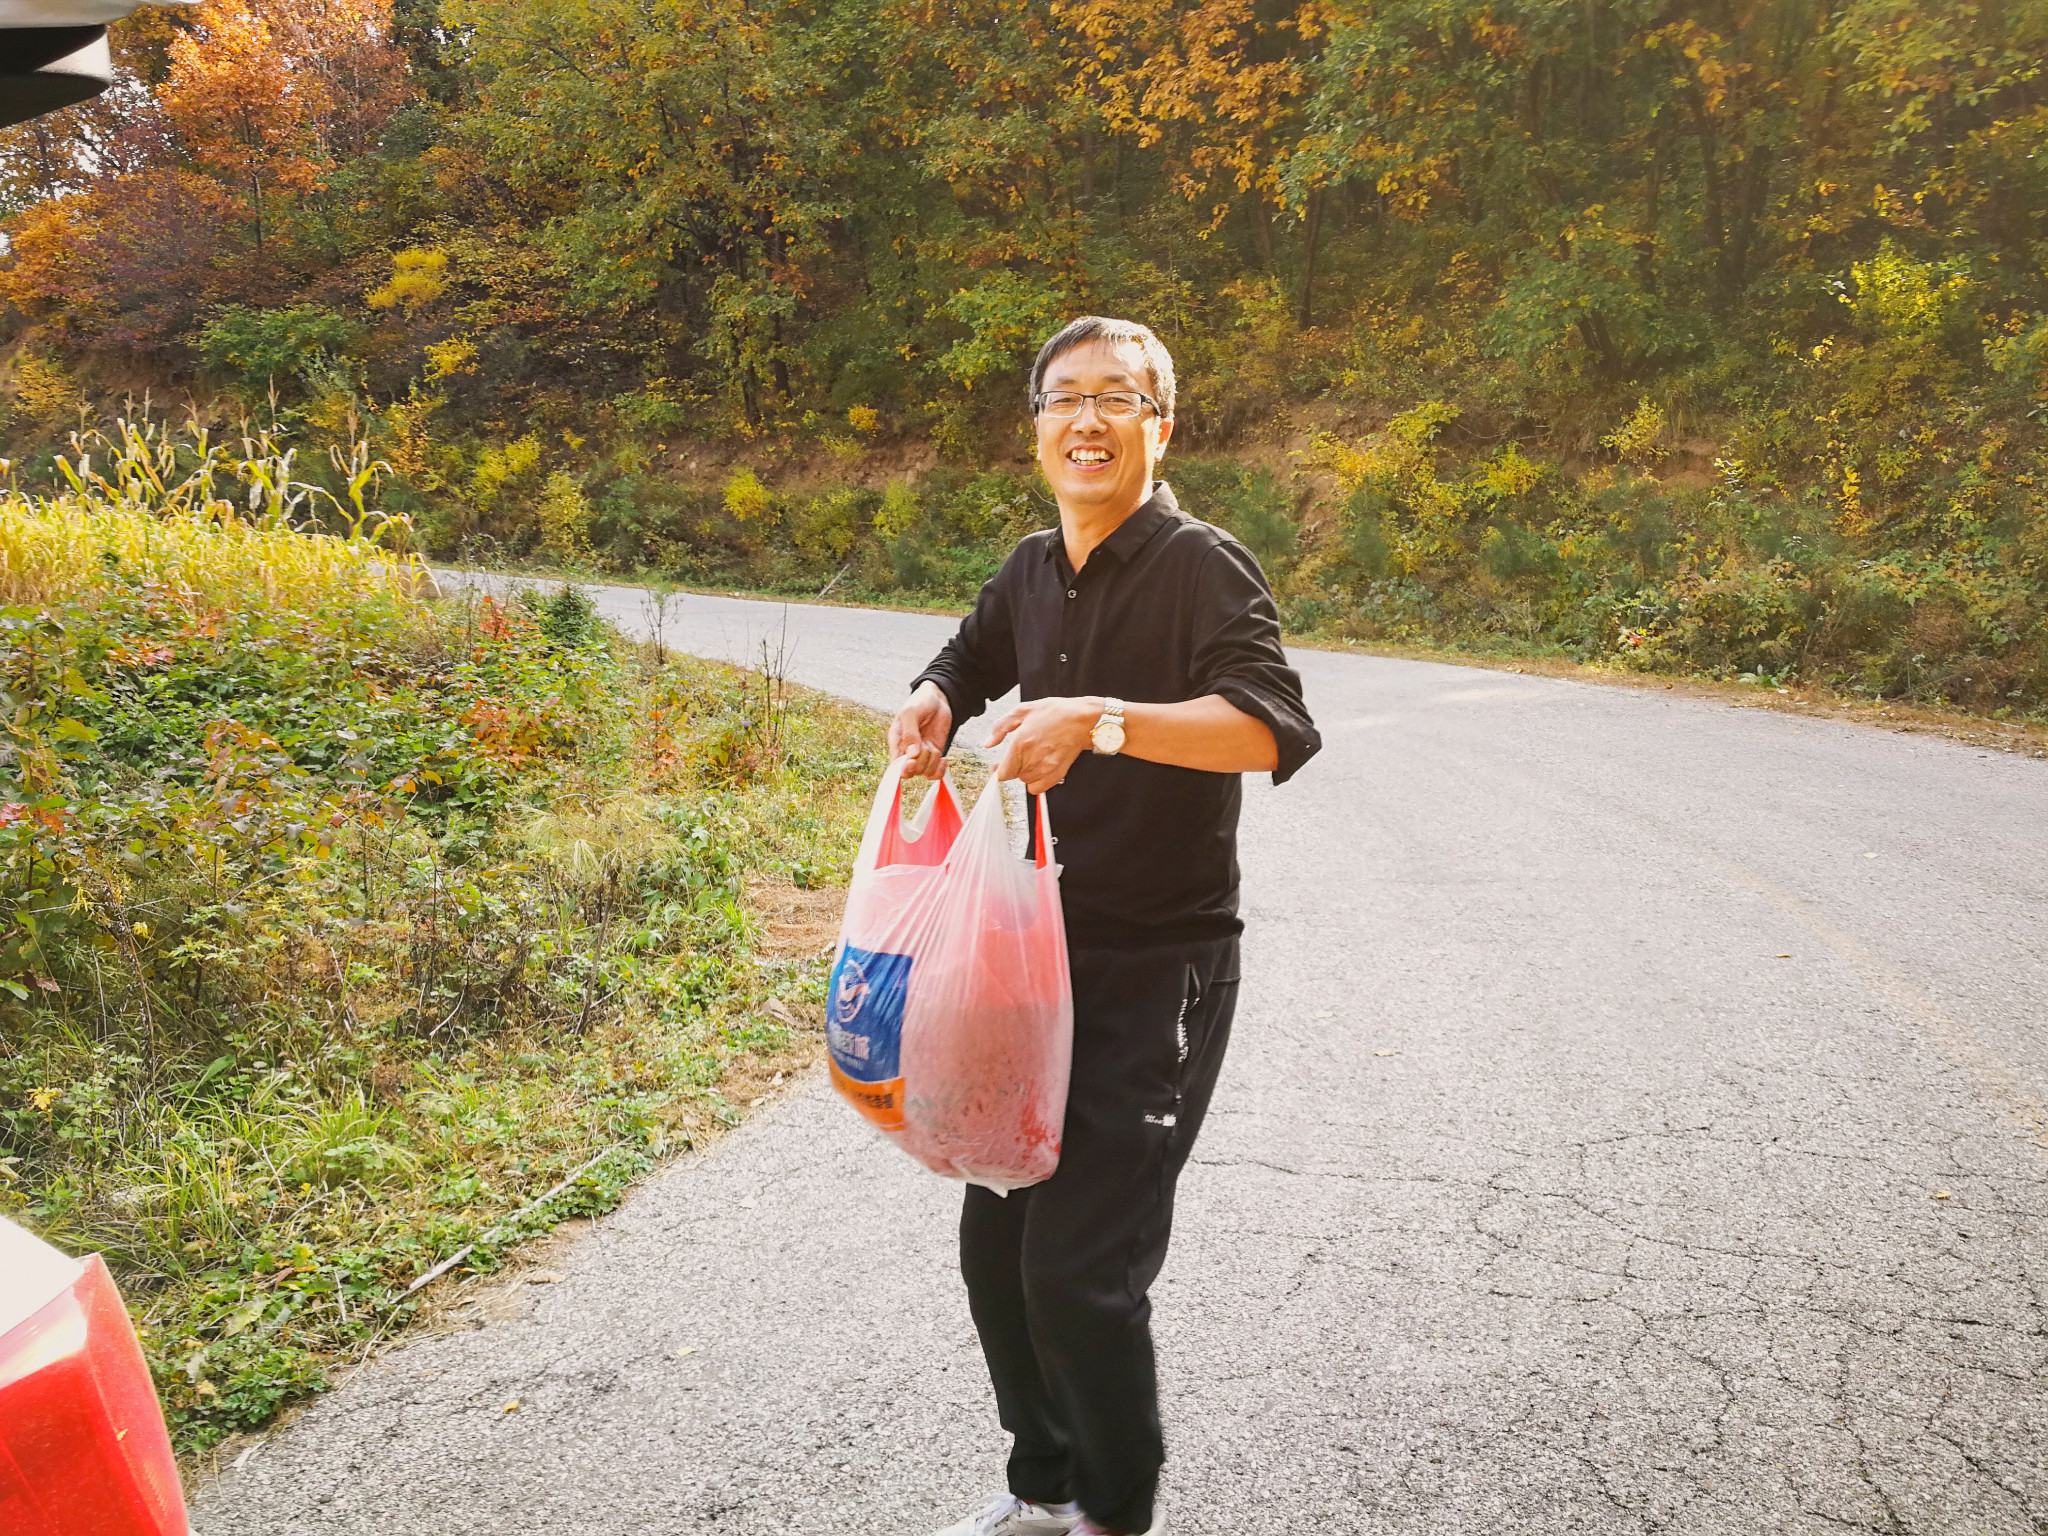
[1074,1514,1165,1536]
[1073,1515,1171,1536]
[929,1492,1083,1536]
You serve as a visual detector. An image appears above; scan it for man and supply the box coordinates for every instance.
[889,316,1320,1536]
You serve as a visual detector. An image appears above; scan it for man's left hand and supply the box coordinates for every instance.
[986,695,1101,794]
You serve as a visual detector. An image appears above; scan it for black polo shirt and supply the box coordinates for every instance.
[912,481,1319,947]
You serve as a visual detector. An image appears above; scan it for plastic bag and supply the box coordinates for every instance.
[827,759,1072,1191]
[826,759,964,1133]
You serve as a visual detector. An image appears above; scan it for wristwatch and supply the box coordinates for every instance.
[1090,696,1126,756]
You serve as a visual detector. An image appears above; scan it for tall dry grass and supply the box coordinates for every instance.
[0,415,422,610]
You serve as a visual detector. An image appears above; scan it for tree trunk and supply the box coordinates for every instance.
[1725,147,1771,306]
[1296,186,1326,328]
[1249,194,1277,272]
[1637,131,1665,294]
[1580,0,1602,135]
[1577,314,1623,379]
[1687,87,1728,311]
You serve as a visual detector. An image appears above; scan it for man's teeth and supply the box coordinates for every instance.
[1069,449,1112,463]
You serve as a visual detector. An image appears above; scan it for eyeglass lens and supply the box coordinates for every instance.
[1039,392,1146,418]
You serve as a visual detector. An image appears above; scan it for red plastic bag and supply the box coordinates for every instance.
[0,1216,189,1536]
[828,759,1072,1191]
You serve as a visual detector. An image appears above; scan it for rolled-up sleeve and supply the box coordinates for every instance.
[1189,541,1321,784]
[912,562,1019,750]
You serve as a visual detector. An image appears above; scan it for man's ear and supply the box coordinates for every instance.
[1152,416,1174,457]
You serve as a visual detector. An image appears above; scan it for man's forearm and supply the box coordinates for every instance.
[986,692,1278,791]
[1122,695,1278,774]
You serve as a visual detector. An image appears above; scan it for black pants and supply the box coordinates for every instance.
[959,935,1240,1535]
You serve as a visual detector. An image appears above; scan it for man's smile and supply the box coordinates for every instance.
[1066,445,1114,466]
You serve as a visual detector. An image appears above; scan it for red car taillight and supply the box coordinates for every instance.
[0,1217,189,1536]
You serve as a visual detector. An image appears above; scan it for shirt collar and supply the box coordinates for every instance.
[1041,481,1179,567]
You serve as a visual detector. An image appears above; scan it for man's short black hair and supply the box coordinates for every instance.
[1028,316,1177,419]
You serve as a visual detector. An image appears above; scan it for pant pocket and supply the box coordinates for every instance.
[1140,965,1201,1136]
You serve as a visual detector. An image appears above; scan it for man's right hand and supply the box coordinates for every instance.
[888,680,952,779]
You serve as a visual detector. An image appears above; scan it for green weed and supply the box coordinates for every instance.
[0,422,872,1458]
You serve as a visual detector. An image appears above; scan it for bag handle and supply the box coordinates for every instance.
[881,768,962,868]
[851,755,907,875]
[857,755,964,872]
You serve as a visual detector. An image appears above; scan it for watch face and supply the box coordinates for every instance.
[1093,720,1126,754]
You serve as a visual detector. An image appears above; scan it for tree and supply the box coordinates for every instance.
[452,0,847,423]
[161,0,327,248]
[0,39,173,216]
[273,0,413,160]
[0,170,247,353]
[1058,0,1329,318]
[159,0,411,248]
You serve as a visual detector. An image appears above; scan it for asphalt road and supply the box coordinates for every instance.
[195,578,2048,1535]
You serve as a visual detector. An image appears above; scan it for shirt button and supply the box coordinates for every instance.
[1068,589,1077,599]
[1059,653,1067,662]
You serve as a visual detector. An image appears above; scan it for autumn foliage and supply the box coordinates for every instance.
[3,0,2048,709]
[2,0,409,332]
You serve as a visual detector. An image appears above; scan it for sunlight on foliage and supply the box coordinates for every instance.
[0,0,2044,714]
[3,429,412,611]
[366,249,450,313]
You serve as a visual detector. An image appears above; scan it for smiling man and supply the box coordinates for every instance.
[889,317,1320,1536]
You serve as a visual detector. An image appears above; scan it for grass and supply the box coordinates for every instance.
[0,420,879,1459]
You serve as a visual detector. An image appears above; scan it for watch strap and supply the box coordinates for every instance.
[1091,696,1127,755]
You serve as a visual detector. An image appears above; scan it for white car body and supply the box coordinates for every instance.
[0,1,198,23]
[0,0,200,129]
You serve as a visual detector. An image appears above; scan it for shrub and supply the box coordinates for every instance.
[366,249,451,313]
[8,354,86,431]
[722,467,773,521]
[520,581,602,648]
[470,434,543,514]
[536,471,594,562]
[198,306,361,396]
[0,419,874,1458]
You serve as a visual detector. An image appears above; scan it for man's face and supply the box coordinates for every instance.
[1034,338,1174,519]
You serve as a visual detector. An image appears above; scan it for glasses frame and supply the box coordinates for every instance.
[1030,389,1161,420]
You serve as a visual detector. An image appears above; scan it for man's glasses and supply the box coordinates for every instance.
[1032,389,1159,420]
